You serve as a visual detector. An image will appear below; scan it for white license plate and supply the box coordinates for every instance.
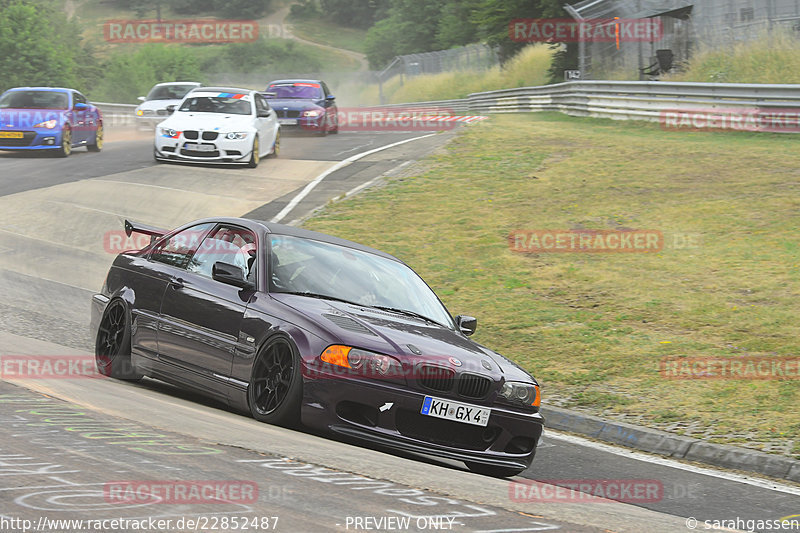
[420,396,490,427]
[185,143,215,152]
[279,119,298,125]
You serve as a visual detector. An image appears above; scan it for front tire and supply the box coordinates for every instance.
[248,336,302,427]
[87,122,103,152]
[247,135,260,168]
[95,299,143,381]
[465,462,527,478]
[57,127,72,157]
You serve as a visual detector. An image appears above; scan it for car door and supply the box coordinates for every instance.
[254,93,275,153]
[131,223,215,360]
[156,224,258,397]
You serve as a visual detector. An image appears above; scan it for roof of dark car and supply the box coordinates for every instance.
[252,220,401,262]
[266,79,323,85]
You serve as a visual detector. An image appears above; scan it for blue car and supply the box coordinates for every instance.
[262,79,338,136]
[0,87,103,157]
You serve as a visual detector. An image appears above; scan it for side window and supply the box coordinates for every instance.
[73,92,87,106]
[150,223,214,270]
[188,226,258,284]
[321,82,331,98]
[255,95,270,115]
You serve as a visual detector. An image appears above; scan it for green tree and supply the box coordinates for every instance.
[92,45,205,102]
[0,1,82,92]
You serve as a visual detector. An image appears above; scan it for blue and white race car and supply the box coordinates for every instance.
[0,87,103,157]
[154,87,280,168]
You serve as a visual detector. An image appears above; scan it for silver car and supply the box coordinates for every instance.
[135,82,201,130]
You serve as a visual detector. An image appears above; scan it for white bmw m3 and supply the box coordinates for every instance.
[153,87,280,168]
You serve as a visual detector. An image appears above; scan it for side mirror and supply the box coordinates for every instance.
[258,110,271,118]
[326,94,335,100]
[166,105,176,114]
[212,261,253,289]
[74,102,88,111]
[138,96,147,102]
[455,315,477,336]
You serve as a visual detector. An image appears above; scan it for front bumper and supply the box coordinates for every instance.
[154,136,254,164]
[301,369,544,470]
[0,129,63,150]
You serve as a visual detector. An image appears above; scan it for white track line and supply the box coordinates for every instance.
[545,430,800,496]
[270,134,436,223]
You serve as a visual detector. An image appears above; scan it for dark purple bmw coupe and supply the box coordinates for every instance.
[91,217,543,477]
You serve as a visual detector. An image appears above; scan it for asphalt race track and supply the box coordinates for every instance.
[0,125,798,533]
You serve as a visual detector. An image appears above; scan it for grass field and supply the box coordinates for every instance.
[287,14,368,54]
[354,45,554,105]
[303,113,800,458]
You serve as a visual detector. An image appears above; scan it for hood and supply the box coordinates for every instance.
[160,111,253,131]
[266,98,322,111]
[0,108,67,129]
[272,293,534,381]
[137,98,184,112]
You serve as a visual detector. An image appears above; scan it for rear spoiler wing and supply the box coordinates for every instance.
[124,219,167,244]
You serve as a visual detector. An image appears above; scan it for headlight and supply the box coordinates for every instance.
[160,127,178,138]
[320,345,403,382]
[33,119,57,129]
[497,381,540,409]
[302,109,322,117]
[136,109,144,116]
[225,132,248,140]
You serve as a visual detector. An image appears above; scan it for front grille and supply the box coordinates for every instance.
[180,147,220,158]
[201,131,218,141]
[417,365,454,393]
[0,131,36,147]
[396,409,499,451]
[457,373,492,399]
[278,110,301,118]
[183,130,199,140]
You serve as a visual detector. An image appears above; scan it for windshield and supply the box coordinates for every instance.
[269,235,453,327]
[0,90,68,110]
[178,95,251,115]
[265,83,323,100]
[146,84,198,101]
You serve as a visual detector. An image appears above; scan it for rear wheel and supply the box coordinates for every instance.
[248,336,302,427]
[95,299,143,381]
[268,130,280,158]
[247,135,260,168]
[87,122,103,152]
[57,127,72,157]
[464,462,526,478]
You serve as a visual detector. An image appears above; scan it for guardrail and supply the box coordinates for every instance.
[96,81,800,132]
[94,102,138,129]
[378,80,800,132]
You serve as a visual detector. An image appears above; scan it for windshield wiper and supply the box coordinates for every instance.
[367,305,444,327]
[277,291,363,307]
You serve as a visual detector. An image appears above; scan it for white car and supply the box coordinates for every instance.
[135,82,201,130]
[153,87,280,168]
